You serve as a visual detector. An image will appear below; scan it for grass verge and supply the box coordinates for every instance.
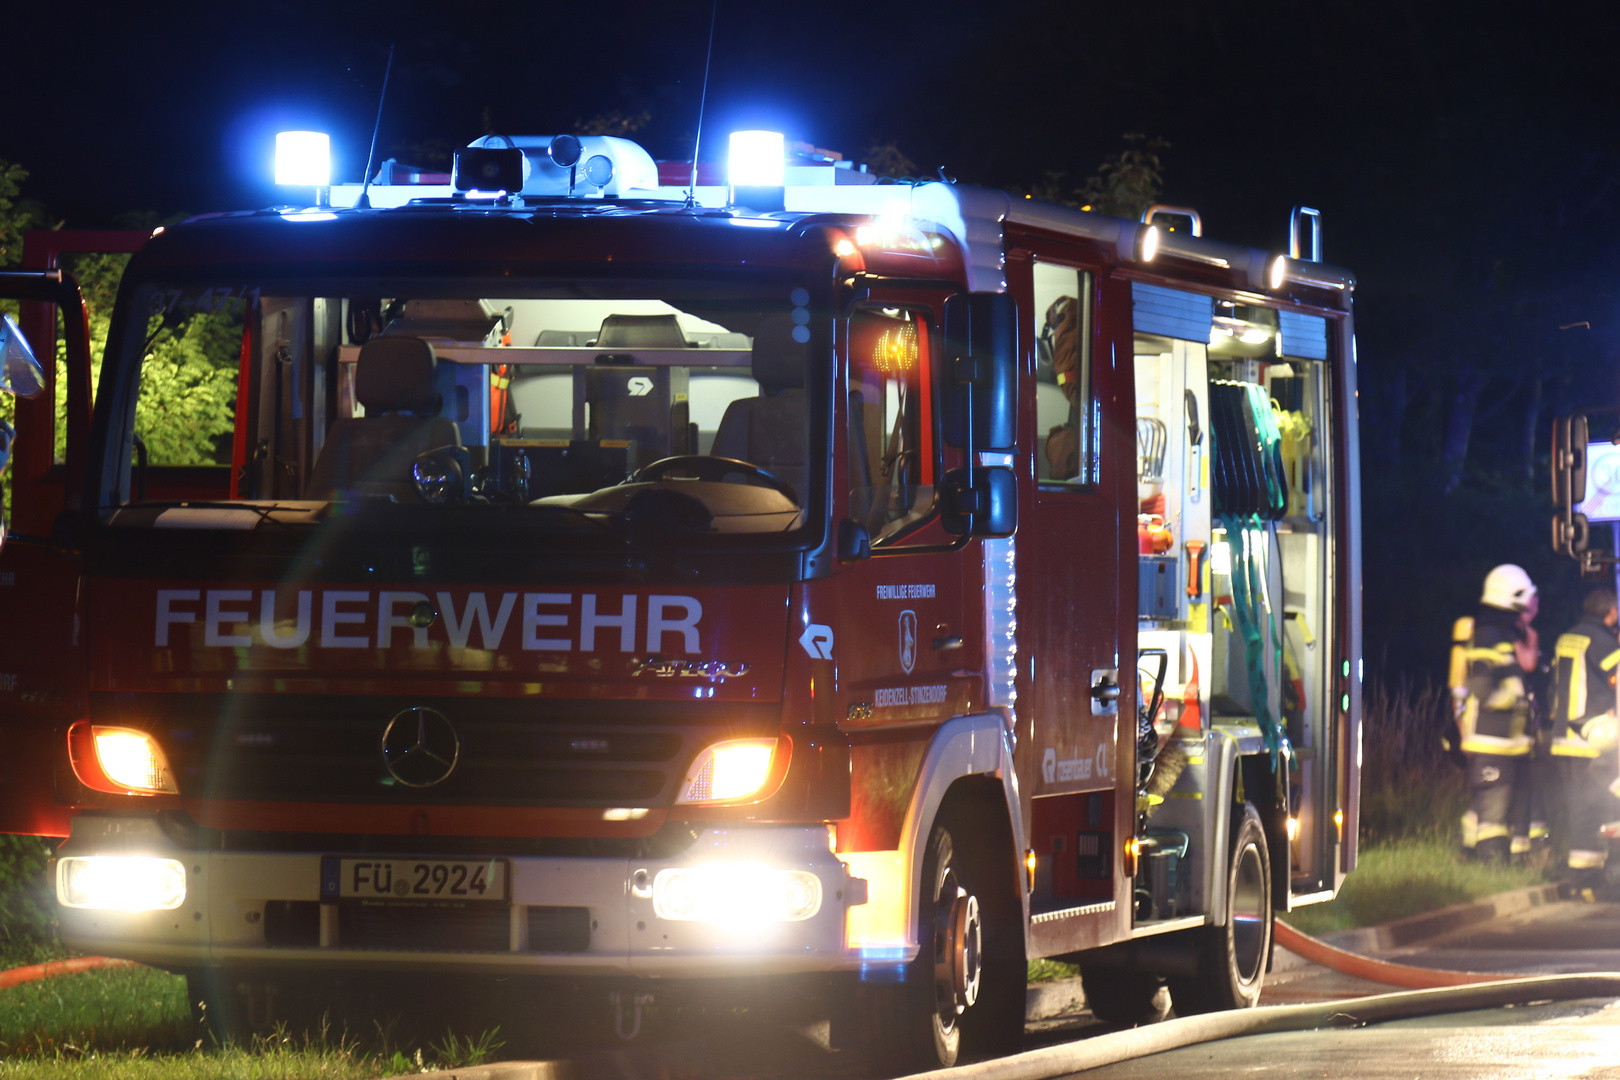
[1281,838,1543,937]
[0,965,505,1079]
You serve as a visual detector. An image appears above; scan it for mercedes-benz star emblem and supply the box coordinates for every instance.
[381,707,461,788]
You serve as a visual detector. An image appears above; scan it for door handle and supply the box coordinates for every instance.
[933,635,964,651]
[1090,668,1121,715]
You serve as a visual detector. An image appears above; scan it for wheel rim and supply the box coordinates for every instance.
[934,875,983,1028]
[1229,840,1268,984]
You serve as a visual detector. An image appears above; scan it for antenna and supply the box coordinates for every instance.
[685,0,719,209]
[357,44,396,210]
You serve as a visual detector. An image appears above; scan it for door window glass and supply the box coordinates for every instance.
[1034,263,1095,485]
[847,307,936,542]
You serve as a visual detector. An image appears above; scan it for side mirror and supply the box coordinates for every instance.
[0,313,47,399]
[1552,413,1592,558]
[1552,413,1589,513]
[941,292,1018,538]
[942,293,1017,452]
[942,464,1016,538]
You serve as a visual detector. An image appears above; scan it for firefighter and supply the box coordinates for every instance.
[1458,564,1540,863]
[1549,587,1620,895]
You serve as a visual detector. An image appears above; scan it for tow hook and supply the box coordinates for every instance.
[609,990,654,1042]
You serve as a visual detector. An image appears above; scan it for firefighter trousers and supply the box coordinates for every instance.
[1467,753,1528,861]
[1568,753,1620,871]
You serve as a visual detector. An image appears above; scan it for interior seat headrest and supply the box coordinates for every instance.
[751,315,808,396]
[597,314,688,349]
[356,337,440,415]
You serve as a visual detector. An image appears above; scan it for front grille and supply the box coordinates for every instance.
[264,900,320,946]
[528,906,592,952]
[95,693,777,808]
[339,900,510,952]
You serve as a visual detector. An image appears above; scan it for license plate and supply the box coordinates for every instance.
[320,857,508,903]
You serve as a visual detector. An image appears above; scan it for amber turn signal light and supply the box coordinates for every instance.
[67,722,178,796]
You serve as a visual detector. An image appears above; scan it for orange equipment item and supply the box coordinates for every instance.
[1180,649,1202,730]
[1185,540,1206,598]
[1138,515,1173,554]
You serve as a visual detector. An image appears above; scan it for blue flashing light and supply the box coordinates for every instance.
[275,131,330,187]
[858,958,907,982]
[728,131,785,188]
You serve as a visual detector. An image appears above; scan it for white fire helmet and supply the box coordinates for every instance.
[1481,564,1537,612]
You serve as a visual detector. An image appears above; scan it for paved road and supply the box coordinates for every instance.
[1067,998,1620,1080]
[439,899,1620,1078]
[1054,898,1620,1080]
[1262,897,1620,1004]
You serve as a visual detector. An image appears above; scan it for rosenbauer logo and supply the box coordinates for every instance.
[153,589,704,653]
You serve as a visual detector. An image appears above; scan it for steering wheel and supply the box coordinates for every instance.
[633,455,798,502]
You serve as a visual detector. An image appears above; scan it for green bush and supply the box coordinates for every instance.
[0,837,61,968]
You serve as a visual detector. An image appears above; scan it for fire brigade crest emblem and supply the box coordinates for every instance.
[899,610,918,675]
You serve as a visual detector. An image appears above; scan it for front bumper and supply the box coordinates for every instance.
[56,815,866,977]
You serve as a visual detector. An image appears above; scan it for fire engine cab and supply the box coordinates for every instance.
[0,128,1360,1072]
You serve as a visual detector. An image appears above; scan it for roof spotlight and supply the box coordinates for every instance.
[1138,224,1160,263]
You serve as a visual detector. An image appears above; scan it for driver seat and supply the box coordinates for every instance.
[308,337,463,501]
[710,317,808,502]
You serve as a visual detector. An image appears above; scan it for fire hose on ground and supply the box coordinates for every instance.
[0,955,136,990]
[905,920,1620,1080]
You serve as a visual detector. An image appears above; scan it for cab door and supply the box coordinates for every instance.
[1009,246,1131,950]
[0,230,145,836]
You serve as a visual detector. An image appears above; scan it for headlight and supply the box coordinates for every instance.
[652,864,822,923]
[58,856,187,911]
[68,723,178,795]
[676,738,779,804]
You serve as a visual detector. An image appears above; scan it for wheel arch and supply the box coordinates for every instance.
[1238,751,1292,913]
[896,714,1028,953]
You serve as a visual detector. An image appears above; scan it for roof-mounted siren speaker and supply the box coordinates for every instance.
[454,136,529,194]
[729,130,786,213]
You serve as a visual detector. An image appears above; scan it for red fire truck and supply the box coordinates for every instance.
[0,130,1360,1071]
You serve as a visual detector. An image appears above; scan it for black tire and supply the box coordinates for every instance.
[847,803,1024,1074]
[1167,803,1272,1016]
[1077,965,1170,1025]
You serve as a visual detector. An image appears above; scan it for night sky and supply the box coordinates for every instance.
[9,0,1620,679]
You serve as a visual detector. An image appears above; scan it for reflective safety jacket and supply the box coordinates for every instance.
[1460,606,1533,757]
[1550,614,1620,759]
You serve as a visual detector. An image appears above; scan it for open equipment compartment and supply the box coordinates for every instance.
[1131,285,1341,923]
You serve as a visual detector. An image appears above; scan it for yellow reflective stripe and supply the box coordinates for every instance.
[1550,741,1601,758]
[1530,824,1550,839]
[1465,645,1517,662]
[1476,824,1511,840]
[1510,837,1532,854]
[1569,849,1608,869]
[1602,649,1620,671]
[1461,737,1532,755]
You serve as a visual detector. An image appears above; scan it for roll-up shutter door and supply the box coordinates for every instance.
[1279,310,1329,360]
[1132,282,1214,342]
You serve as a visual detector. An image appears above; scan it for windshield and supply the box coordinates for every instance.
[103,278,823,539]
